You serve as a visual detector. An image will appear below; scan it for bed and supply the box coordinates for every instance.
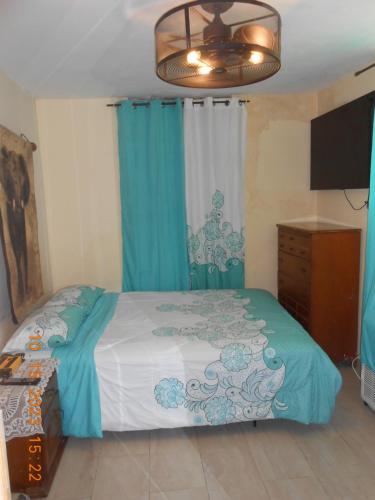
[4,288,342,437]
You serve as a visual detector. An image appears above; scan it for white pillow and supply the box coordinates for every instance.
[4,304,87,355]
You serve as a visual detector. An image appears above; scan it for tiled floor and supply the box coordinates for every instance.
[38,367,375,500]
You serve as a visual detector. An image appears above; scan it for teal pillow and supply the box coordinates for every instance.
[47,285,104,314]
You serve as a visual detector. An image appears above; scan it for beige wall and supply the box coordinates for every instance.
[36,99,122,293]
[316,67,375,328]
[36,93,317,297]
[0,71,49,347]
[245,93,318,294]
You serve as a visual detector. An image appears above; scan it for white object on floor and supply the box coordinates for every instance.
[361,364,375,411]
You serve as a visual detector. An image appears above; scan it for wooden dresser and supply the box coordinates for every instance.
[277,222,361,363]
[6,370,67,498]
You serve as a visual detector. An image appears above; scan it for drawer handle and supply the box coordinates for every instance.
[289,236,295,241]
[299,249,306,255]
[289,247,294,251]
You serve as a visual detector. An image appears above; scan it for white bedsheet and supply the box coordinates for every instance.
[94,290,268,431]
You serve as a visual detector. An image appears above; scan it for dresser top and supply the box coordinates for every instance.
[277,221,361,234]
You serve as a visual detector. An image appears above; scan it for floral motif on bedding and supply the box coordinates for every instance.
[48,287,82,306]
[5,304,87,352]
[154,341,287,424]
[187,191,244,273]
[154,290,287,424]
[47,285,104,313]
[153,290,267,348]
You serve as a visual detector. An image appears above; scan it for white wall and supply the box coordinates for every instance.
[0,70,49,347]
[245,93,317,294]
[36,99,122,292]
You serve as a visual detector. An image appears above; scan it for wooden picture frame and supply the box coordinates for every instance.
[0,125,43,323]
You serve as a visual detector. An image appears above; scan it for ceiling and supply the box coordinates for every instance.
[0,0,374,98]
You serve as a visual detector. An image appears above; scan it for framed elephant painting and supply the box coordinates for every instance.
[0,125,43,323]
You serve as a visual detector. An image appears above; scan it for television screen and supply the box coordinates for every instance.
[310,92,374,190]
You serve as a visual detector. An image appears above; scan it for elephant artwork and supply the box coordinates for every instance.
[0,146,30,299]
[0,125,43,322]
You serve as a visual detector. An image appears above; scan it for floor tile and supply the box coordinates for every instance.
[264,477,329,500]
[46,437,99,500]
[34,366,375,500]
[291,426,375,498]
[150,427,198,455]
[336,475,375,500]
[150,487,209,500]
[99,430,150,457]
[92,454,149,500]
[245,424,314,480]
[195,423,247,453]
[150,448,205,492]
[201,446,269,500]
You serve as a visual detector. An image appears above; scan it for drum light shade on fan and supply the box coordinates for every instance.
[155,0,281,88]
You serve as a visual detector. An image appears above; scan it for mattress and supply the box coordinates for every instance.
[93,289,342,431]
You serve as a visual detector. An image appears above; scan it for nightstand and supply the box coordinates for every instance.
[2,360,67,498]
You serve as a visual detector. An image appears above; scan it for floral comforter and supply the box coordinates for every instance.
[94,289,341,431]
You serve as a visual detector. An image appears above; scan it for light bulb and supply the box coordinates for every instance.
[187,50,201,65]
[198,65,211,75]
[249,51,263,64]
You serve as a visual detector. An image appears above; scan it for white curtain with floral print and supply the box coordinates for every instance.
[184,97,247,289]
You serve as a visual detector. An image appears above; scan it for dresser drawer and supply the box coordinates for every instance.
[278,251,310,282]
[278,230,310,259]
[278,293,310,330]
[278,271,310,305]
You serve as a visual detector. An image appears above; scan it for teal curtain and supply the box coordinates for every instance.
[361,108,375,371]
[117,99,189,292]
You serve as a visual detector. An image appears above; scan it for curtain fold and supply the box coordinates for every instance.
[361,108,375,371]
[117,99,189,292]
[184,97,247,289]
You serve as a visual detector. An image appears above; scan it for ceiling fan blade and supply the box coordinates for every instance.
[156,37,182,60]
[166,33,203,43]
[190,7,211,24]
[228,13,275,28]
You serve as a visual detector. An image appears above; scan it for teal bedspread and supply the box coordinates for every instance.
[235,289,342,423]
[53,293,119,437]
[51,288,341,437]
[152,289,342,425]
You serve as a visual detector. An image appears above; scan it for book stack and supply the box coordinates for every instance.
[0,353,25,378]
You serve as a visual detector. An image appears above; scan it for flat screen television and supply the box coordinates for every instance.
[310,91,374,190]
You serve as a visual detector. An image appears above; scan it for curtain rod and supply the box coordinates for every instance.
[355,62,375,77]
[106,99,250,108]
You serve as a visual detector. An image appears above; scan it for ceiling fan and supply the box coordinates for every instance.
[155,0,281,88]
